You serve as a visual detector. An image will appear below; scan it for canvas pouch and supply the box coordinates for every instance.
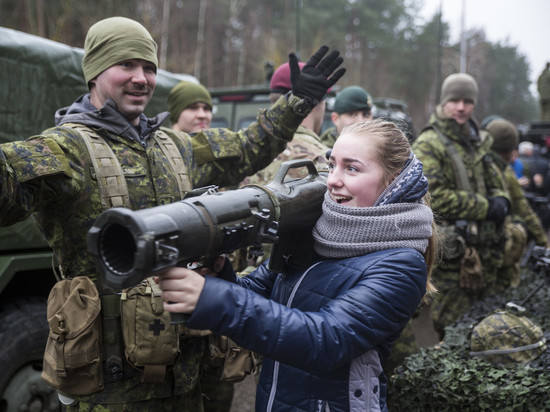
[41,276,103,396]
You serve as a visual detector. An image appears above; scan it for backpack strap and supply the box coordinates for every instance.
[151,130,192,198]
[428,124,473,192]
[66,123,131,209]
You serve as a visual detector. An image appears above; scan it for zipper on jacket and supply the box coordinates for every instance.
[266,261,323,411]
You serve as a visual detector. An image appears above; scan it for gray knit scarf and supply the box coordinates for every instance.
[312,154,433,259]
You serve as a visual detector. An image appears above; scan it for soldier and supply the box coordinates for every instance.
[537,62,550,121]
[0,16,345,411]
[167,81,213,133]
[485,118,549,287]
[238,60,334,275]
[320,85,373,148]
[412,73,511,340]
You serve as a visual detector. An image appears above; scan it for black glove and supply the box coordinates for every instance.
[289,45,346,104]
[486,196,510,227]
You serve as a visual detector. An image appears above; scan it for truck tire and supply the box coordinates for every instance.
[0,297,60,411]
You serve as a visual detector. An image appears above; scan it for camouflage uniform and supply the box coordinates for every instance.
[319,126,338,149]
[242,125,329,185]
[0,92,309,410]
[490,153,548,288]
[412,112,510,339]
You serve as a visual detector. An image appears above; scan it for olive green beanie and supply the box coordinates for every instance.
[486,118,519,153]
[167,81,213,124]
[440,73,478,106]
[82,16,158,87]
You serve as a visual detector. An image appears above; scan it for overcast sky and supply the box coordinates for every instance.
[417,0,549,95]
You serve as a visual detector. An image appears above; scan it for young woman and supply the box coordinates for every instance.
[157,119,437,412]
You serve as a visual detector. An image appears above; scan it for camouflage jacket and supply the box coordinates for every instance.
[319,126,338,148]
[412,113,510,224]
[413,113,510,284]
[491,152,548,246]
[0,92,310,403]
[242,125,329,186]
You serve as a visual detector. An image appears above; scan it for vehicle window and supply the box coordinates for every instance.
[211,118,229,129]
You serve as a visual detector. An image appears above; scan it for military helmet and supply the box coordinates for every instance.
[469,309,547,365]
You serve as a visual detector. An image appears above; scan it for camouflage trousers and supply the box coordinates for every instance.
[201,365,235,412]
[66,384,203,411]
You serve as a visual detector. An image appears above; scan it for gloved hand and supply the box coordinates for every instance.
[486,196,510,227]
[289,45,346,104]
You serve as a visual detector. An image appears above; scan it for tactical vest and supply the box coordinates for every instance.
[68,123,192,207]
[66,123,192,382]
[427,124,486,195]
[426,124,506,283]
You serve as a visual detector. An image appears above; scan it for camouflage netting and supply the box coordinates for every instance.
[388,266,550,412]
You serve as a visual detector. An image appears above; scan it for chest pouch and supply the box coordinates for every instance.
[438,224,466,261]
[459,246,485,294]
[503,220,528,266]
[41,276,103,396]
[206,334,258,383]
[120,277,180,383]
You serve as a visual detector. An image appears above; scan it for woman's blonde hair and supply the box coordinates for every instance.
[340,119,438,301]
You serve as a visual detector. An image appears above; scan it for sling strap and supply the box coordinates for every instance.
[68,124,131,209]
[66,123,192,205]
[429,124,473,192]
[151,131,192,197]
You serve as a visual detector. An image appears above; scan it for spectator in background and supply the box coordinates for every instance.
[510,148,525,181]
[320,85,373,148]
[518,141,549,194]
[168,81,213,133]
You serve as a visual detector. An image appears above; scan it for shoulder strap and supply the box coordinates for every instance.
[430,124,473,192]
[65,123,131,209]
[151,130,192,198]
[67,125,193,208]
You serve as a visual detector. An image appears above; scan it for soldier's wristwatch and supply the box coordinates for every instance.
[287,93,314,116]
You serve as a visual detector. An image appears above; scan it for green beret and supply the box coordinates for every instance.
[82,17,158,86]
[440,73,478,106]
[486,119,519,153]
[333,86,372,114]
[167,81,213,124]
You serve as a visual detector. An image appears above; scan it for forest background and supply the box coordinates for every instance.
[0,0,540,133]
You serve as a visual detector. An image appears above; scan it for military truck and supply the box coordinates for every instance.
[0,27,275,411]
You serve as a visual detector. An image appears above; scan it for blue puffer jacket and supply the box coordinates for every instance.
[187,248,427,412]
